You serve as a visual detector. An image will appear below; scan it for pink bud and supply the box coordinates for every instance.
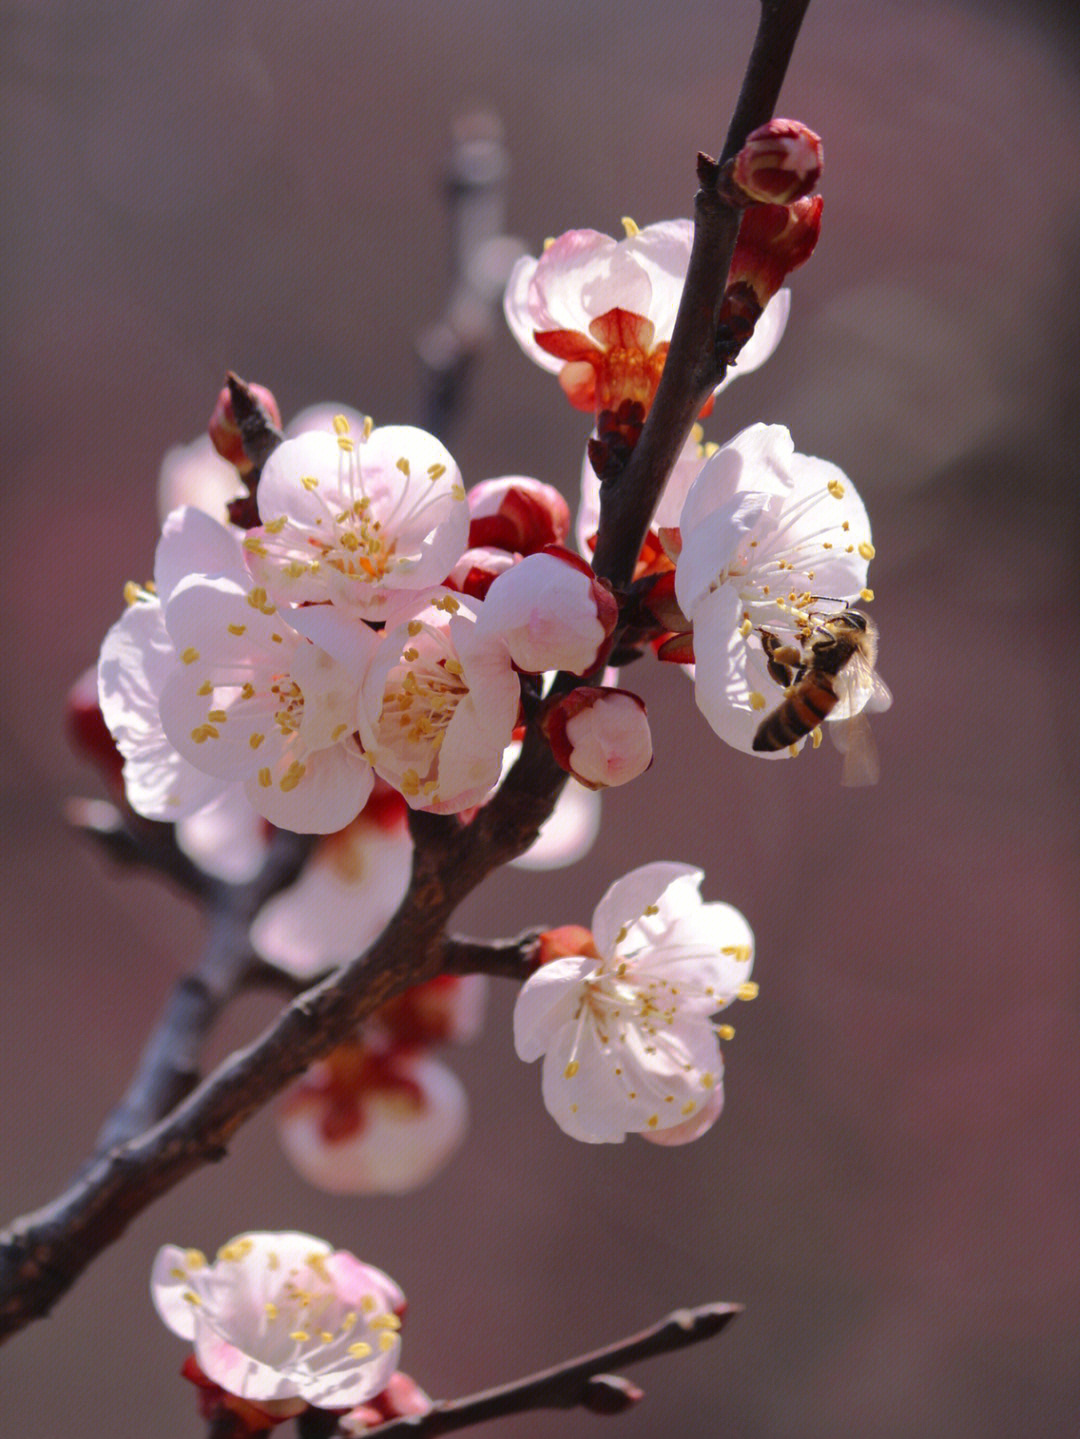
[467,476,571,554]
[731,119,822,205]
[480,548,617,675]
[726,196,823,308]
[542,686,653,789]
[446,544,518,600]
[208,381,282,474]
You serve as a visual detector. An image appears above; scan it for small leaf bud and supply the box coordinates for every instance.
[209,380,282,474]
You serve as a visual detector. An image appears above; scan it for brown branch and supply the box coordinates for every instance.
[0,0,812,1346]
[441,929,543,981]
[591,0,812,589]
[86,829,316,1161]
[369,1303,741,1436]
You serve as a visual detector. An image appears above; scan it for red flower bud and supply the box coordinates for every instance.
[66,664,125,794]
[726,195,823,309]
[467,476,571,554]
[731,119,822,205]
[208,381,282,474]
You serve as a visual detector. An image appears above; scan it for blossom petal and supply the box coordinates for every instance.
[513,955,597,1062]
[591,862,704,960]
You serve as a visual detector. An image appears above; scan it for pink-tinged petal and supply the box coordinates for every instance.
[513,955,597,1062]
[243,743,373,834]
[286,602,382,680]
[97,598,225,820]
[712,289,791,395]
[256,429,348,531]
[279,1056,467,1195]
[154,505,248,605]
[250,810,413,977]
[503,254,563,372]
[642,1083,725,1146]
[592,862,704,959]
[176,786,267,884]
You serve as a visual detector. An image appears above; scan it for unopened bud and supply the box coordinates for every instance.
[542,686,653,789]
[726,196,823,309]
[582,1374,645,1415]
[342,1372,434,1435]
[730,119,822,205]
[209,381,282,474]
[536,924,601,965]
[467,476,571,554]
[480,548,617,675]
[446,545,518,600]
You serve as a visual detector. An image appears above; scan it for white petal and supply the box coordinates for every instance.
[154,505,248,604]
[513,955,597,1062]
[175,786,266,883]
[592,862,704,960]
[244,744,374,835]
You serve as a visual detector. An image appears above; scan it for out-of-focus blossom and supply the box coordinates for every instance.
[356,592,519,813]
[673,423,874,757]
[279,1047,469,1195]
[467,475,570,554]
[341,1372,434,1435]
[513,862,755,1143]
[157,434,245,522]
[242,416,468,622]
[730,119,823,206]
[541,686,653,789]
[249,788,413,976]
[478,549,617,676]
[374,974,488,1047]
[151,1232,404,1408]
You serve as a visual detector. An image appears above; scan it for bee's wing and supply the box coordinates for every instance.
[830,712,880,786]
[830,651,893,721]
[828,652,891,786]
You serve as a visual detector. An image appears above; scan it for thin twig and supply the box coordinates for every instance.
[369,1303,741,1436]
[87,829,316,1161]
[591,0,811,589]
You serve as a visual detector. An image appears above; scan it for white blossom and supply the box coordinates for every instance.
[243,416,468,621]
[674,423,875,756]
[514,862,755,1143]
[151,1233,404,1409]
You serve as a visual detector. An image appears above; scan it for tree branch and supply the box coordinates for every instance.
[0,0,812,1346]
[441,929,543,981]
[591,0,811,589]
[370,1303,741,1436]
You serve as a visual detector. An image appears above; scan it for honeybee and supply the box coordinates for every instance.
[753,609,892,785]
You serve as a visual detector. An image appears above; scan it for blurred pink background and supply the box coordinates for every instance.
[2,2,1077,1435]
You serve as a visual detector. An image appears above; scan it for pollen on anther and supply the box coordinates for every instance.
[289,1331,310,1344]
[811,726,823,749]
[564,1060,580,1079]
[258,767,272,788]
[739,619,753,638]
[681,1101,697,1116]
[123,580,141,606]
[827,478,845,499]
[738,982,759,1001]
[748,691,766,710]
[265,1302,278,1319]
[301,475,319,491]
[395,457,410,477]
[718,1024,735,1040]
[332,414,351,436]
[858,541,876,560]
[407,620,422,637]
[197,680,213,696]
[788,743,799,757]
[646,1114,659,1128]
[860,587,875,602]
[249,733,264,750]
[621,216,641,237]
[180,647,200,665]
[450,484,466,501]
[428,463,446,479]
[348,1341,372,1359]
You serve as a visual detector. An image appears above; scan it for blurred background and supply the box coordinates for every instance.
[2,1,1078,1435]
